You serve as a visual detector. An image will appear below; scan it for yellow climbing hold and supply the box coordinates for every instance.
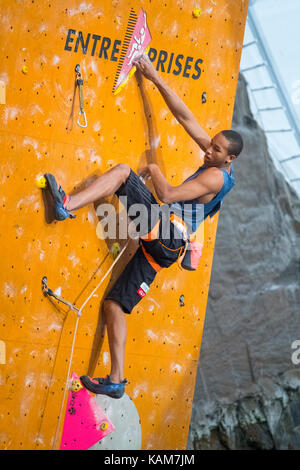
[22,65,28,74]
[192,8,202,18]
[111,242,121,260]
[114,66,136,96]
[100,422,109,431]
[36,175,47,189]
[71,379,83,392]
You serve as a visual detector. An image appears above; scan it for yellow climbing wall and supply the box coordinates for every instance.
[0,0,248,450]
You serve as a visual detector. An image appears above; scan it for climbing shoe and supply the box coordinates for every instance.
[44,173,76,221]
[80,375,128,399]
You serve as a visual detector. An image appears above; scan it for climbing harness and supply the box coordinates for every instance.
[45,240,130,450]
[140,213,203,272]
[75,64,87,128]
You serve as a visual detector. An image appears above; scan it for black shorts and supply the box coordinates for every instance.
[105,170,185,313]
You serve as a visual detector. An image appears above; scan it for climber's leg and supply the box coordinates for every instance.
[44,164,131,221]
[67,163,131,211]
[103,299,127,384]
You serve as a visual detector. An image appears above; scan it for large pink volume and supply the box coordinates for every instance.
[60,372,114,450]
[115,9,152,91]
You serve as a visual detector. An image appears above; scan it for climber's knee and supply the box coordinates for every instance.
[114,163,131,184]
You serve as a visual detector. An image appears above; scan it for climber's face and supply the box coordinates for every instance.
[204,132,235,167]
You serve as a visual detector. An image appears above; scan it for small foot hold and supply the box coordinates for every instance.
[70,379,84,393]
[111,242,121,260]
[192,8,202,18]
[36,175,47,189]
[100,421,109,431]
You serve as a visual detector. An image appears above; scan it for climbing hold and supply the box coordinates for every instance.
[22,65,28,74]
[100,422,109,431]
[192,8,202,18]
[36,175,47,188]
[60,372,114,450]
[71,379,84,393]
[202,92,207,104]
[179,295,185,307]
[111,242,121,260]
[113,9,151,94]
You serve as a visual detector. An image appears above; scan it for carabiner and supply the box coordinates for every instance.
[75,64,88,128]
[77,110,87,128]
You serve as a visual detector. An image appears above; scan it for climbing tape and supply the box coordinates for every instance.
[75,64,87,128]
[51,239,130,450]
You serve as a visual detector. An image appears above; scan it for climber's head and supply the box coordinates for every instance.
[204,130,243,168]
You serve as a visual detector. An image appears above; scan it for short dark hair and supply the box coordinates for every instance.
[221,130,243,157]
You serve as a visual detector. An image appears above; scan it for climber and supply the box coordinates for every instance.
[44,53,243,398]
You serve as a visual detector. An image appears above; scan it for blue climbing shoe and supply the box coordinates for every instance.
[80,375,128,399]
[44,173,76,221]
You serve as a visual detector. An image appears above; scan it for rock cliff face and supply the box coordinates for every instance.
[188,75,300,450]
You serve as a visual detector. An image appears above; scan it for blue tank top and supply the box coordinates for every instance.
[168,164,235,234]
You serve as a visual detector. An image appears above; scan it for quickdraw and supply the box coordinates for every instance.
[75,64,87,128]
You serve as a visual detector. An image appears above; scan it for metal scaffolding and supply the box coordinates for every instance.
[241,3,300,196]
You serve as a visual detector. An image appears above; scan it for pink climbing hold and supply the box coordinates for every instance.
[60,372,114,450]
[114,9,152,92]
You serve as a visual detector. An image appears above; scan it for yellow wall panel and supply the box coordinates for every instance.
[0,0,248,450]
